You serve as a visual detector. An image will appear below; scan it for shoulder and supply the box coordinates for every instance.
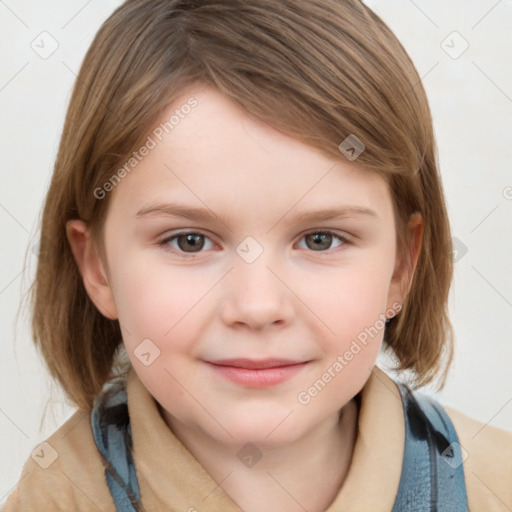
[4,409,116,512]
[445,405,512,512]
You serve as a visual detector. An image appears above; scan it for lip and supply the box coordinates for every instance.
[204,358,310,388]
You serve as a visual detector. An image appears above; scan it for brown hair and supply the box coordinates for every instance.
[27,0,453,411]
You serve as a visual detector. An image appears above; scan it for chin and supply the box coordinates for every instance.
[218,413,306,448]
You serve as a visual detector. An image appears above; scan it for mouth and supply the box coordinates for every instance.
[203,358,310,388]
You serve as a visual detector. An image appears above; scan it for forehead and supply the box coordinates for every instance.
[107,84,392,224]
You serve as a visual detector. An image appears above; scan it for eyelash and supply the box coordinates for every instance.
[157,230,352,256]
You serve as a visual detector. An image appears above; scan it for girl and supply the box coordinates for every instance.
[5,0,511,511]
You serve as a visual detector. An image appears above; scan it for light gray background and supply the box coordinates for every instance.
[1,0,511,504]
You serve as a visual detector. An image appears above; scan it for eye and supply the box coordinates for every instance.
[296,231,349,252]
[159,232,215,254]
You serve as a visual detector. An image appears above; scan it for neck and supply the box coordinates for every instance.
[161,397,360,512]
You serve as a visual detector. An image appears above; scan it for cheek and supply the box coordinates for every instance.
[110,256,211,349]
[296,271,387,410]
[296,259,393,340]
[112,261,207,413]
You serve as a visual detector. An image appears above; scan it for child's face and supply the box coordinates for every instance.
[83,83,415,448]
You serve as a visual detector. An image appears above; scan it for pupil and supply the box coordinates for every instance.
[179,234,204,252]
[309,233,331,250]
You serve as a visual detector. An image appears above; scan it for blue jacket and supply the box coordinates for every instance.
[91,377,469,512]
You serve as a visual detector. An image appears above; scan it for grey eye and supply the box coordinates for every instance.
[298,232,345,252]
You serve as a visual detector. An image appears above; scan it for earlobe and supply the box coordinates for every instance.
[65,219,118,320]
[387,212,424,312]
[406,212,423,291]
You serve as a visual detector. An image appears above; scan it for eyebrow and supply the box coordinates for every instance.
[136,202,231,227]
[286,206,378,223]
[135,201,378,225]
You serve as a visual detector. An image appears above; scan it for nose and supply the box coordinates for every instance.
[219,255,295,331]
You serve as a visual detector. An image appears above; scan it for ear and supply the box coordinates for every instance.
[65,219,118,320]
[386,212,423,314]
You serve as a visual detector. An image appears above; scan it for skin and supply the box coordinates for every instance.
[67,82,423,512]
